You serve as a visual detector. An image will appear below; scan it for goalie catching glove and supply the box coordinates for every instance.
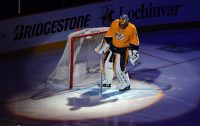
[95,39,110,54]
[129,50,139,65]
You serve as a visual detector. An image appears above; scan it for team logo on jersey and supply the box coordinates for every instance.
[115,32,125,40]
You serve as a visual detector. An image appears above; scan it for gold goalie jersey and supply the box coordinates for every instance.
[105,19,139,48]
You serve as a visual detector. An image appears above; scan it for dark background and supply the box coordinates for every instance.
[0,0,109,20]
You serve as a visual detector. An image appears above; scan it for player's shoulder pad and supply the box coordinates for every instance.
[128,23,137,31]
[113,19,119,23]
[112,19,119,24]
[110,19,119,28]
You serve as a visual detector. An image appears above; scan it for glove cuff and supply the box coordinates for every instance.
[130,44,139,51]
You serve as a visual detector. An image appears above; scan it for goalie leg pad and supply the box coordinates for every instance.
[117,72,131,91]
[115,54,131,90]
[104,51,114,85]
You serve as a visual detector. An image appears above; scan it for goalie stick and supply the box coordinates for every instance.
[99,54,104,95]
[87,54,103,101]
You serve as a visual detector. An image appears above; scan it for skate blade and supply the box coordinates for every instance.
[119,85,130,91]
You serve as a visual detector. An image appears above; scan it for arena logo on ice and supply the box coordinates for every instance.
[13,14,91,40]
[120,2,182,20]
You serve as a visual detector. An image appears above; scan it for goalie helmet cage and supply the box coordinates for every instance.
[46,27,109,89]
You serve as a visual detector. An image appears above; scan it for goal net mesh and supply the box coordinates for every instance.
[45,27,108,89]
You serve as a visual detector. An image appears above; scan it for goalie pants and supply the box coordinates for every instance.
[103,45,130,84]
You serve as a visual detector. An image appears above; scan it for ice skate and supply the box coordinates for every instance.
[117,82,130,91]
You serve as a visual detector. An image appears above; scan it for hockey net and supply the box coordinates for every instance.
[46,27,109,89]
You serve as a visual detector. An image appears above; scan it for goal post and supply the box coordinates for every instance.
[69,30,108,89]
[46,27,109,89]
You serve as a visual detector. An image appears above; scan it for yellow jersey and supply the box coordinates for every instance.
[105,19,139,48]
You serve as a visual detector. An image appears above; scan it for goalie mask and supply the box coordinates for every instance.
[119,14,129,29]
